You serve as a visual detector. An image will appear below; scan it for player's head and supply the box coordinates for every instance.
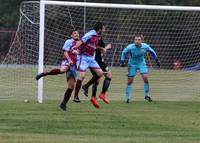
[134,34,143,47]
[94,22,105,34]
[70,30,79,40]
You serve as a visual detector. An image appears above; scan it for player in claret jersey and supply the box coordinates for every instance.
[35,30,80,111]
[71,22,107,103]
[83,38,112,108]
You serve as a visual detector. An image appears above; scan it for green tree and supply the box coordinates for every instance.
[0,0,24,30]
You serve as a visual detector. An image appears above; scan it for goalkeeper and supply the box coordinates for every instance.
[120,34,161,103]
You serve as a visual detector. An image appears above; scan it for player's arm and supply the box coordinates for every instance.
[120,45,131,67]
[146,44,161,67]
[146,53,153,68]
[72,30,95,49]
[97,38,112,53]
[63,51,73,65]
[63,40,74,65]
[104,44,112,51]
[70,40,82,50]
[96,44,112,54]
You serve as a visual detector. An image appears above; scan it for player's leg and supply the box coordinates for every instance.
[89,69,100,108]
[82,68,103,98]
[140,65,152,102]
[84,69,100,98]
[73,71,86,102]
[92,81,99,97]
[141,73,152,102]
[102,71,112,94]
[125,66,136,103]
[98,62,112,94]
[83,61,108,97]
[90,69,99,97]
[82,57,103,94]
[35,60,69,80]
[59,75,76,111]
[59,66,77,111]
[89,62,111,105]
[85,68,103,86]
[98,72,112,104]
[73,55,88,102]
[125,77,134,103]
[98,63,112,104]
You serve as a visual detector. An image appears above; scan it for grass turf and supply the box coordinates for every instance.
[0,67,200,101]
[0,67,200,142]
[0,100,200,143]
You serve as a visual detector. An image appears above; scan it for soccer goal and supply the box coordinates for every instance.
[1,1,200,103]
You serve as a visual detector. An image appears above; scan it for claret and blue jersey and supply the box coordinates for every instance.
[63,38,74,51]
[62,38,79,63]
[62,38,78,79]
[80,29,100,56]
[76,29,101,71]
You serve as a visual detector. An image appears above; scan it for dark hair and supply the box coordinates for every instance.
[94,22,104,31]
[70,29,77,35]
[134,33,144,40]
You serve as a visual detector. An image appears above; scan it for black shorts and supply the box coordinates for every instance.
[90,60,109,75]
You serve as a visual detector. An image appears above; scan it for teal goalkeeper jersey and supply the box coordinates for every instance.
[121,43,158,66]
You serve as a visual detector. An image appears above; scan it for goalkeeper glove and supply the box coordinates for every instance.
[120,60,125,67]
[155,59,161,68]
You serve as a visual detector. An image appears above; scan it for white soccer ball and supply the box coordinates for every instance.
[24,99,29,103]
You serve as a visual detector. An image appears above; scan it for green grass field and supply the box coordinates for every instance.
[0,67,200,143]
[0,100,200,143]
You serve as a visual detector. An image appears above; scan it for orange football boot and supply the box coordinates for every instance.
[90,97,100,108]
[99,92,110,104]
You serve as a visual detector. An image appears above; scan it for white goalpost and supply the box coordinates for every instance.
[38,1,45,103]
[1,1,200,102]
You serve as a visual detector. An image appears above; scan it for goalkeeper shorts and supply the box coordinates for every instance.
[128,64,148,77]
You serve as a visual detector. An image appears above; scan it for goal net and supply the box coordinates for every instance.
[1,1,200,102]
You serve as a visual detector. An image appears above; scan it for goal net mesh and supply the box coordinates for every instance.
[1,1,200,101]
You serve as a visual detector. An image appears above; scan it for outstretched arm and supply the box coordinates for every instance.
[147,46,161,67]
[120,45,130,67]
[98,44,112,54]
[97,38,112,53]
[104,44,112,51]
